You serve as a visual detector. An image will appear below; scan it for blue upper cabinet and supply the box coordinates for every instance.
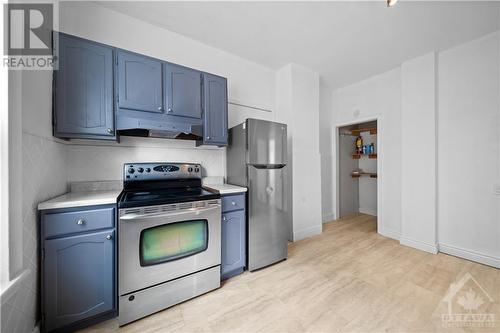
[117,51,164,113]
[202,73,228,146]
[164,63,202,119]
[54,33,115,139]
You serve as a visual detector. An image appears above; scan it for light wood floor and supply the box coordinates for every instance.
[80,214,500,333]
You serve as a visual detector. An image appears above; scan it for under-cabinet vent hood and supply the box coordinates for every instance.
[116,116,203,141]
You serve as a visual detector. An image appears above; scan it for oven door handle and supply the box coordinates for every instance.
[119,204,221,221]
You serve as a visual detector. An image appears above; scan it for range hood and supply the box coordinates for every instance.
[117,116,203,140]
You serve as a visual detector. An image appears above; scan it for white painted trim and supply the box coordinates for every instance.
[0,5,9,286]
[400,236,438,254]
[438,243,500,269]
[322,213,335,223]
[293,225,322,241]
[0,269,30,301]
[377,226,400,241]
[358,207,377,216]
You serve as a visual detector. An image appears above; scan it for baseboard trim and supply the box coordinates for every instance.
[0,269,30,301]
[358,207,377,216]
[377,227,400,241]
[322,213,335,223]
[438,243,500,269]
[293,225,322,241]
[400,236,438,254]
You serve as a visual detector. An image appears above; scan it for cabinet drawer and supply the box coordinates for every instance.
[221,194,245,213]
[43,206,115,238]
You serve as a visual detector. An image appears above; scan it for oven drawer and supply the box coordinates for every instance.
[43,206,116,238]
[222,194,245,213]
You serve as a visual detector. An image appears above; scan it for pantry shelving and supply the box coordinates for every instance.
[351,127,377,136]
[352,153,377,159]
[351,172,377,179]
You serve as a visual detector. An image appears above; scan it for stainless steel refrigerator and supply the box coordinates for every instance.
[227,118,289,271]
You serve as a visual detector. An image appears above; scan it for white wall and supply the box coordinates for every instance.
[400,52,437,254]
[324,32,500,267]
[333,69,402,239]
[319,85,335,222]
[438,32,500,267]
[275,64,322,241]
[358,132,377,216]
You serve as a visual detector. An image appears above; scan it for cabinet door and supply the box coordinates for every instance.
[117,51,163,113]
[164,64,202,119]
[221,210,246,278]
[54,34,114,138]
[202,73,228,145]
[43,230,115,332]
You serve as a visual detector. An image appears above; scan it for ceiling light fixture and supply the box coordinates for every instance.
[387,0,398,7]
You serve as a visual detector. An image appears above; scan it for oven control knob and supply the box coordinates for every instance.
[128,168,135,174]
[137,167,144,173]
[145,168,151,173]
[188,167,193,172]
[195,167,200,173]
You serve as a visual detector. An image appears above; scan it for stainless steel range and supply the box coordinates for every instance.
[117,162,221,326]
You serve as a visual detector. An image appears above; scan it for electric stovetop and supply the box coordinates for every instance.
[117,162,220,209]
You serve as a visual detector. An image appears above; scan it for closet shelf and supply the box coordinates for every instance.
[351,128,377,136]
[352,153,377,159]
[351,172,377,179]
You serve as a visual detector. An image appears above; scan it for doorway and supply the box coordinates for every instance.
[337,120,378,221]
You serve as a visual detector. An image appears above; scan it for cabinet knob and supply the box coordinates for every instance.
[222,216,226,221]
[158,106,163,111]
[167,108,173,113]
[206,136,211,140]
[231,201,236,206]
[107,128,113,134]
[77,219,85,225]
[106,235,112,240]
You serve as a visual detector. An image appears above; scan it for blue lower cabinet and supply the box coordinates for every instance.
[221,193,246,280]
[40,205,117,332]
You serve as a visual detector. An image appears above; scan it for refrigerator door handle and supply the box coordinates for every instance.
[250,164,286,170]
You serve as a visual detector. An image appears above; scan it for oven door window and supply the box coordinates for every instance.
[140,219,208,266]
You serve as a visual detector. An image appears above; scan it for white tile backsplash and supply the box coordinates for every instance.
[66,136,226,182]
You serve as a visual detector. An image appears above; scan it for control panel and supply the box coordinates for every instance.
[123,163,202,181]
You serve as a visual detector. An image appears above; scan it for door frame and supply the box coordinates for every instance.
[333,116,382,232]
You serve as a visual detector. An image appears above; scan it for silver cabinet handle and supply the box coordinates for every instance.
[106,235,112,240]
[107,128,113,134]
[231,201,236,206]
[167,108,173,113]
[222,216,226,221]
[77,219,85,225]
[206,136,211,140]
[158,106,163,111]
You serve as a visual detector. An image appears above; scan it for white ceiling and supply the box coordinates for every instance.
[98,1,500,88]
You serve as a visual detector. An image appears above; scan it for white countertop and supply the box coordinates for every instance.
[203,183,247,195]
[38,190,121,210]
